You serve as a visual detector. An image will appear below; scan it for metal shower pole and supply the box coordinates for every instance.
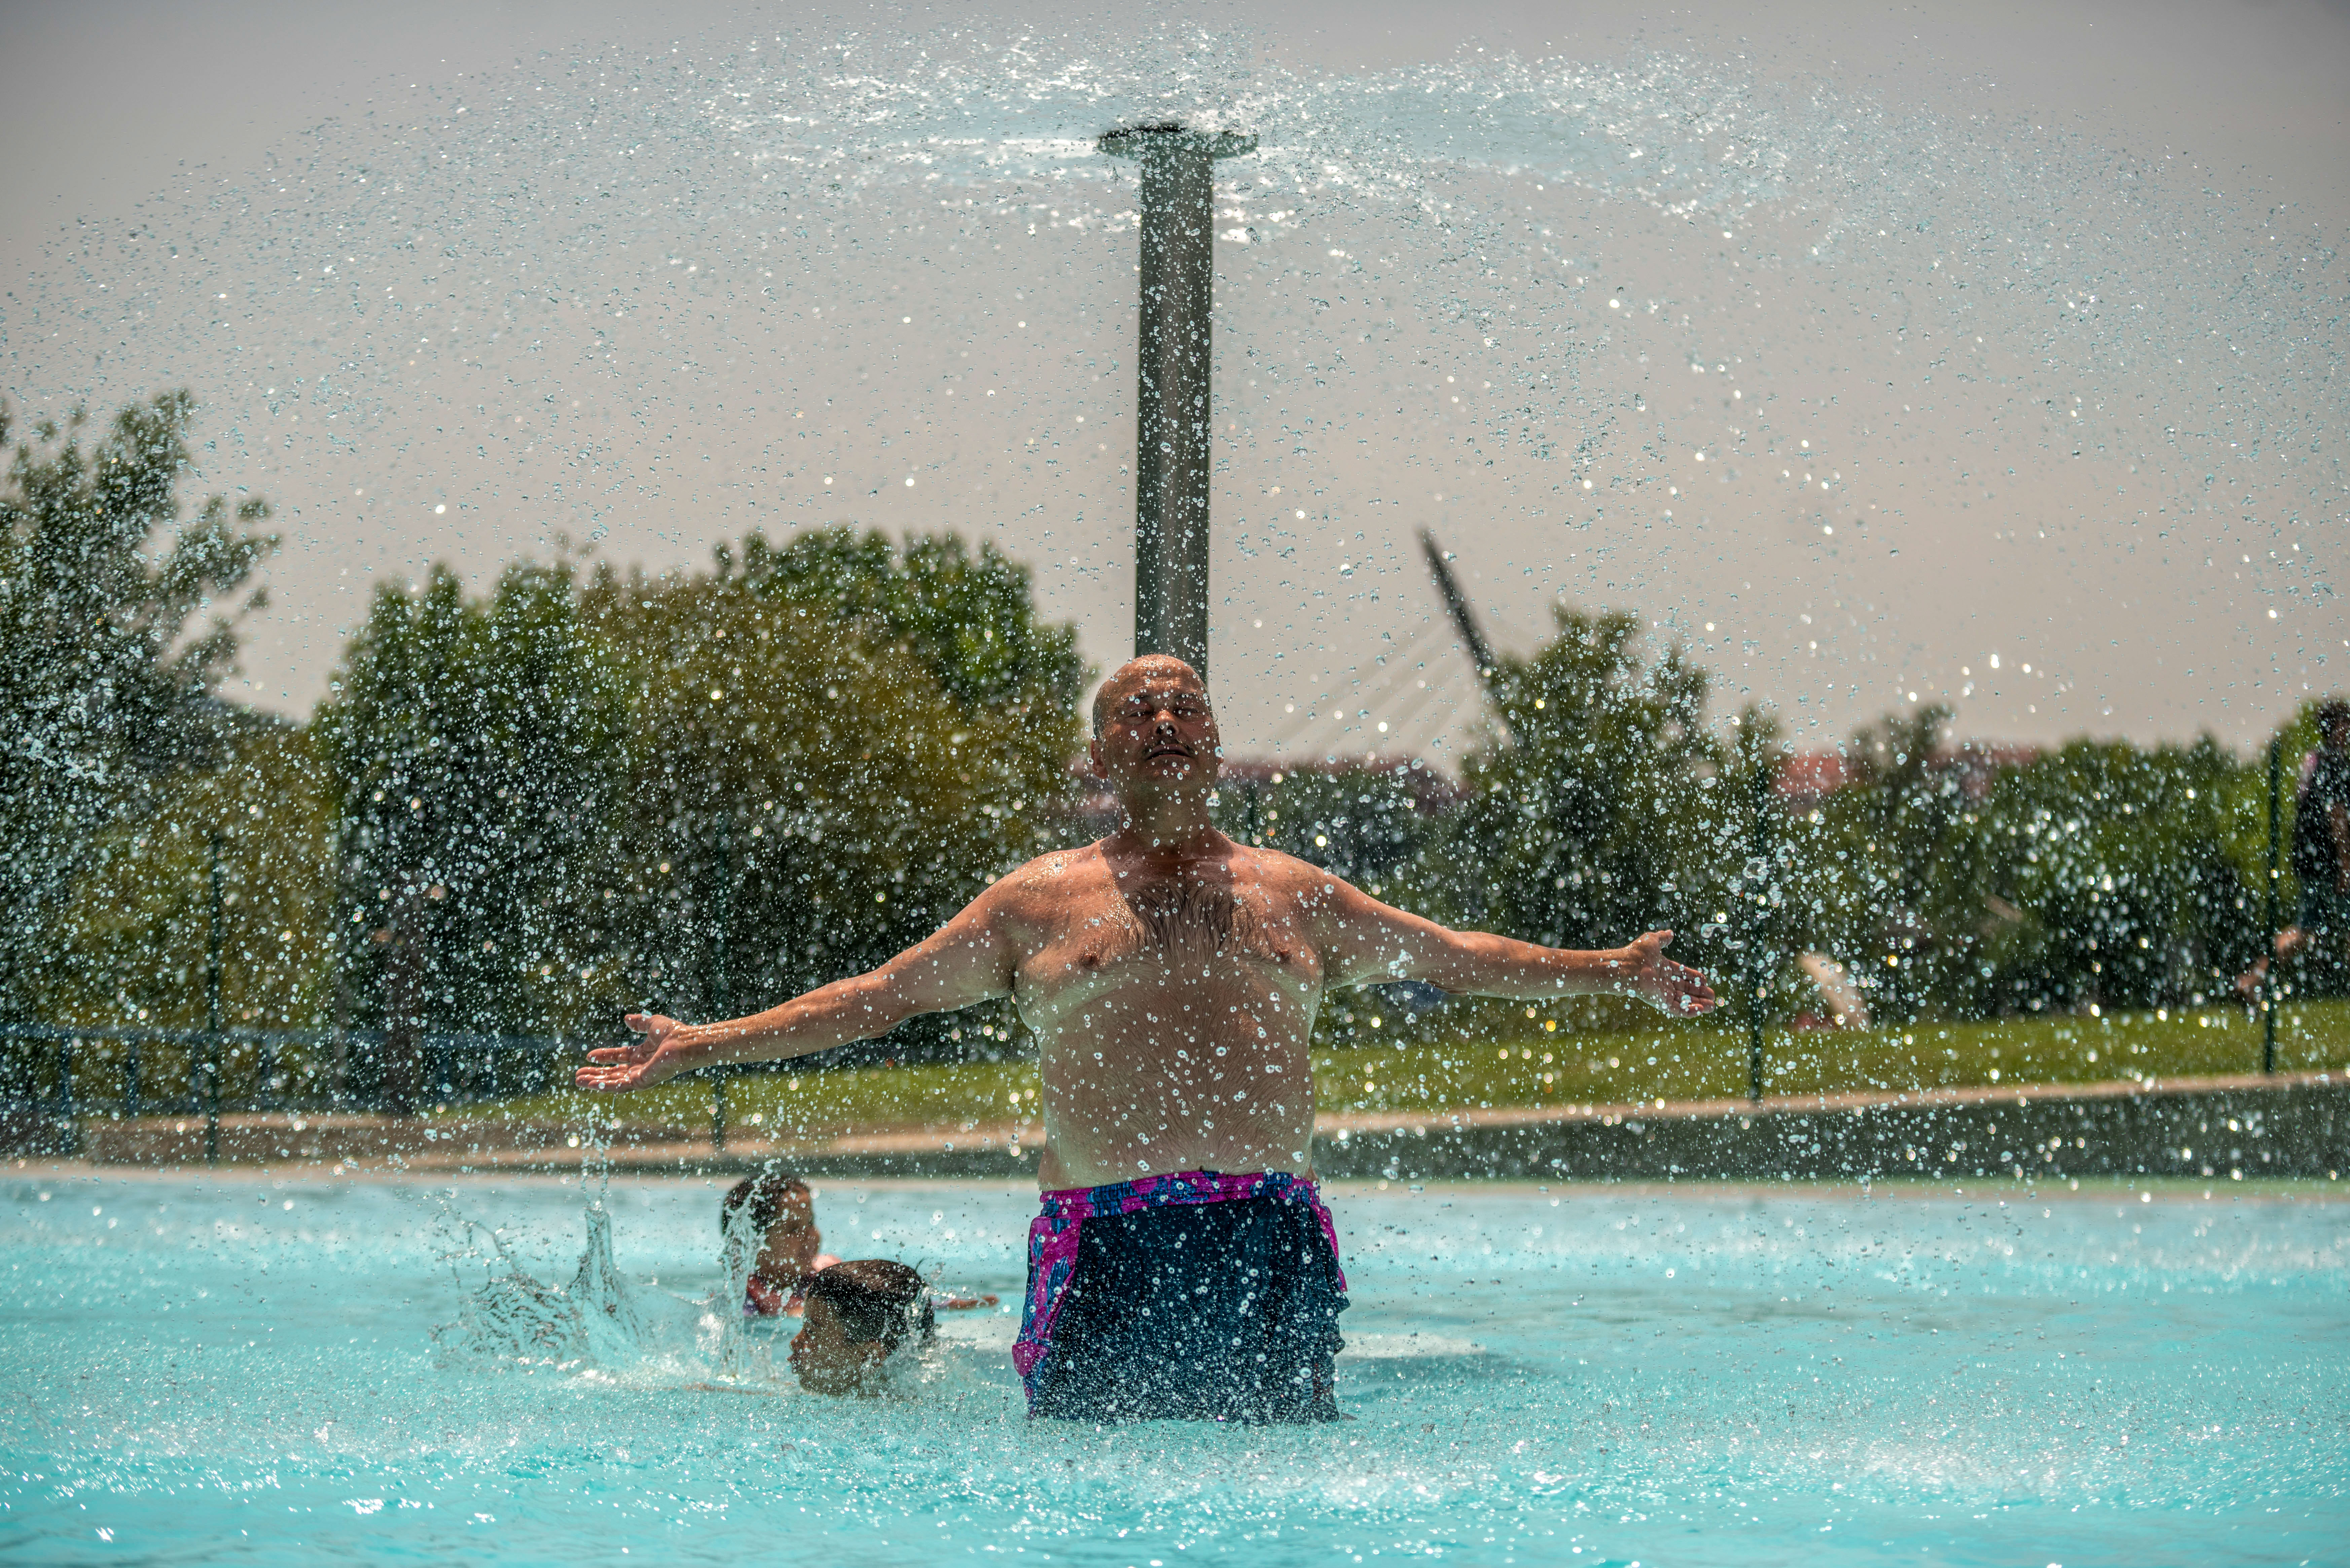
[1101,125,1254,682]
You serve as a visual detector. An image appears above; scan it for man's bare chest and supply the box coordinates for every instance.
[1011,874,1322,1011]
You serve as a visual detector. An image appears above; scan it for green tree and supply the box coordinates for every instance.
[1427,607,1724,952]
[731,527,1086,716]
[1803,706,1966,1021]
[1921,739,2254,1015]
[315,559,632,1099]
[308,530,1084,1070]
[588,543,1081,1062]
[35,725,337,1101]
[0,392,273,1015]
[1715,708,1805,1033]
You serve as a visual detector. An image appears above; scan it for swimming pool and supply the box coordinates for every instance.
[3,1170,2342,1566]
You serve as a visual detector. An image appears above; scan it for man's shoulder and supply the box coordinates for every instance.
[995,843,1110,895]
[1235,843,1363,904]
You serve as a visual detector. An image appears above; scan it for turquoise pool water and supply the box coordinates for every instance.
[3,1171,2343,1565]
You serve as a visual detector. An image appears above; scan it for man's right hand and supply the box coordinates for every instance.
[576,1013,696,1093]
[1610,929,1719,1016]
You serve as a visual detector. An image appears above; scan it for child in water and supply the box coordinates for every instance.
[721,1171,838,1317]
[787,1259,937,1395]
[721,1170,999,1395]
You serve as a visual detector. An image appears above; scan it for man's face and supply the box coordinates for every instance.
[787,1297,887,1395]
[1091,662,1220,794]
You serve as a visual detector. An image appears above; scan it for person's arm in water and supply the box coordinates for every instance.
[1300,863,1718,1015]
[576,886,1017,1093]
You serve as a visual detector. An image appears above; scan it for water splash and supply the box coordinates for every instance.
[711,1183,774,1382]
[436,1197,647,1367]
[8,18,2333,751]
[432,1117,664,1370]
[698,29,1799,223]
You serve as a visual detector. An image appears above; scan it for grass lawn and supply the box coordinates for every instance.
[461,996,2350,1138]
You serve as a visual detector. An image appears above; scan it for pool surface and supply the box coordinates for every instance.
[2,1169,2343,1565]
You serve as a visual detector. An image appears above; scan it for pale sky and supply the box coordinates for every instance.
[4,0,2344,765]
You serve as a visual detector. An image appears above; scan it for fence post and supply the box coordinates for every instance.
[381,880,425,1114]
[54,1035,81,1157]
[1747,760,1772,1104]
[204,832,225,1165]
[2264,734,2282,1075]
[710,816,734,1154]
[330,814,355,1110]
[122,1035,141,1122]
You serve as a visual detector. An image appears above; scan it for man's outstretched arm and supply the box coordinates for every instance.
[575,890,1017,1093]
[1307,874,1718,1016]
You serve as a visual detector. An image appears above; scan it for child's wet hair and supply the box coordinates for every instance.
[721,1169,808,1233]
[800,1259,936,1352]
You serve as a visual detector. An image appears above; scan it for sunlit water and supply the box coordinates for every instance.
[4,1172,2342,1565]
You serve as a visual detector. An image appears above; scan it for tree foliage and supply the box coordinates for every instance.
[1786,714,2297,1020]
[0,392,274,1013]
[32,726,336,1097]
[308,532,1082,1058]
[1915,738,2255,1016]
[315,559,632,1053]
[14,398,2334,1100]
[1429,607,1727,949]
[591,562,1077,1056]
[727,527,1086,716]
[1393,608,2320,1030]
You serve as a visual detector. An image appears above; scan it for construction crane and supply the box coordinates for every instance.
[1417,529,1498,686]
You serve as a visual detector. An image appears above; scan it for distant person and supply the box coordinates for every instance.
[2239,699,2350,1001]
[581,654,1716,1424]
[788,1259,936,1396]
[722,1170,839,1317]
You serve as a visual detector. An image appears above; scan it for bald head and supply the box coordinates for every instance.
[1087,655,1223,807]
[1092,655,1210,738]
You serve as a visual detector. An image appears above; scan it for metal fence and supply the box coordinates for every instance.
[0,1020,581,1159]
[2,738,2322,1158]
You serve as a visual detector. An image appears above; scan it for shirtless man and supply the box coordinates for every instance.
[579,655,1717,1423]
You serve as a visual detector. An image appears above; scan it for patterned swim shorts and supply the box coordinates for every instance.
[1014,1169,1348,1424]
